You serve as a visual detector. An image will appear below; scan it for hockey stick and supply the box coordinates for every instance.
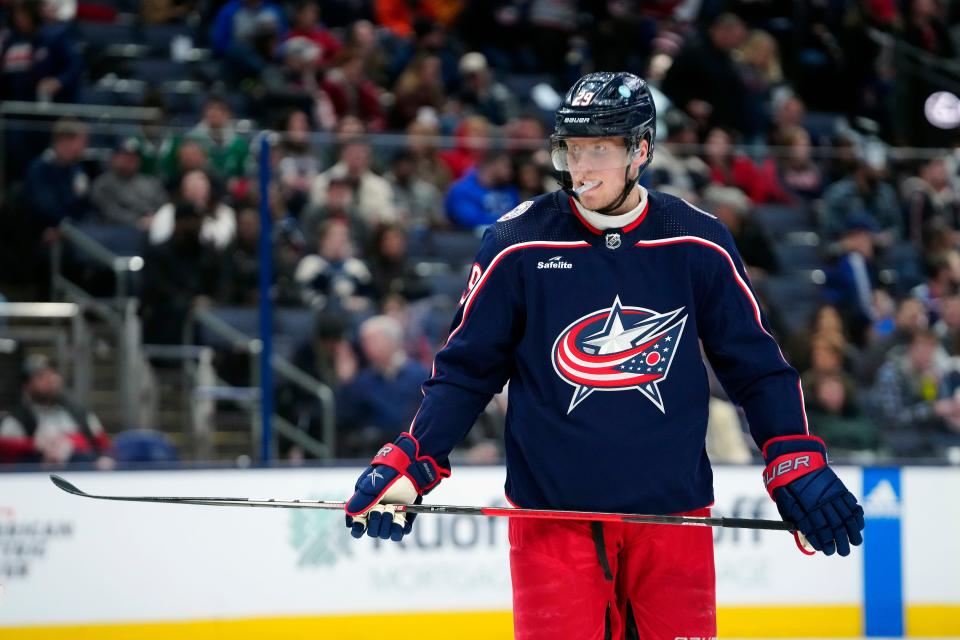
[50,474,795,532]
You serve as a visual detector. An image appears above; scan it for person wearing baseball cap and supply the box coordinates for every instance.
[824,213,881,344]
[91,137,167,227]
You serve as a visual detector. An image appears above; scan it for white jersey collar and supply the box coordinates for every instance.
[573,186,649,232]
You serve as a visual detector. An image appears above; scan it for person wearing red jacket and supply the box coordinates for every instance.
[320,52,385,132]
[438,115,491,179]
[704,126,792,204]
[285,1,342,67]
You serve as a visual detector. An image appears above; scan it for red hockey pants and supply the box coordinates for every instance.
[509,508,716,640]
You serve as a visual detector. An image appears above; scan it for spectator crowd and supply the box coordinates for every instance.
[3,0,960,465]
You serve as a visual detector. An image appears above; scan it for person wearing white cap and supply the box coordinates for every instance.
[458,51,516,126]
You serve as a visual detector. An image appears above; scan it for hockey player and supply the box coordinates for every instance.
[344,72,864,639]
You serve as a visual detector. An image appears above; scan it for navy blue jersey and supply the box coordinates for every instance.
[411,189,808,514]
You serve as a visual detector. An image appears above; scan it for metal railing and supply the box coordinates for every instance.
[0,101,164,188]
[141,343,215,460]
[0,302,90,401]
[52,220,145,298]
[0,101,163,122]
[186,308,336,460]
[50,221,144,430]
[47,223,335,461]
[873,26,960,81]
[5,99,960,171]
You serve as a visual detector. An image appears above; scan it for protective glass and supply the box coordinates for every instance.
[551,138,636,172]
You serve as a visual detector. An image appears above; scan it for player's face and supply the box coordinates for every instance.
[565,137,646,211]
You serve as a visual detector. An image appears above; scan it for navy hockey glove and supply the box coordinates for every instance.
[344,432,450,541]
[762,435,864,557]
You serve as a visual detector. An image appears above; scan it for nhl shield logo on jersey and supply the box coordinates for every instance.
[551,296,688,414]
[604,233,621,250]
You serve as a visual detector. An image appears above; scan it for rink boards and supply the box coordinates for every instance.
[0,465,957,638]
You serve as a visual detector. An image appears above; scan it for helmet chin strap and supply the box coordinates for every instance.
[568,138,647,213]
[593,165,639,215]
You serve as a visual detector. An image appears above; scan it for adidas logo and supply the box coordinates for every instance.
[863,479,900,518]
[537,256,573,270]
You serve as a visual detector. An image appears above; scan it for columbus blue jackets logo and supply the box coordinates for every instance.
[552,296,688,414]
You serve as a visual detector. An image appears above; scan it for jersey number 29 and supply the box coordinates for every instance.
[459,263,483,306]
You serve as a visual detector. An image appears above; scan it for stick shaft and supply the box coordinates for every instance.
[49,475,794,531]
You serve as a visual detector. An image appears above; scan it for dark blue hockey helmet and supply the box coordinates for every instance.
[551,72,657,211]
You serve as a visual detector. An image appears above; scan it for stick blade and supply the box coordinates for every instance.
[50,474,86,497]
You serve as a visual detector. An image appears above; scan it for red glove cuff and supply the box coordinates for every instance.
[370,432,450,493]
[762,450,827,497]
[371,442,412,473]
